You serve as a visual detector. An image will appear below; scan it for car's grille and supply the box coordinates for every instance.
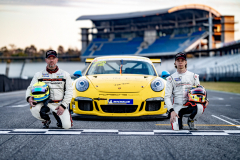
[100,105,138,113]
[145,101,161,111]
[78,100,93,111]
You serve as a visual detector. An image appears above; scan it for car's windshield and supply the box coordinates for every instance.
[86,59,157,76]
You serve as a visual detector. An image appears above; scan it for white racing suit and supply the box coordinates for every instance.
[26,68,73,129]
[164,70,204,130]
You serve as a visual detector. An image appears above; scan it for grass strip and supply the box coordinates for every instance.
[200,81,240,94]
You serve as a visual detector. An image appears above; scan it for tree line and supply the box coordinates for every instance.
[0,44,80,58]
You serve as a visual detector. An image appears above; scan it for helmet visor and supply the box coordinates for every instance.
[31,87,47,95]
[191,90,205,95]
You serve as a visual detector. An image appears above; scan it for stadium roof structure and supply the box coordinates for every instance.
[76,4,236,59]
[76,4,221,21]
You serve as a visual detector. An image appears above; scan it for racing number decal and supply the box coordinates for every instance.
[93,61,106,67]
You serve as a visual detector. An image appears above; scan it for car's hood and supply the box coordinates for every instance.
[87,74,156,93]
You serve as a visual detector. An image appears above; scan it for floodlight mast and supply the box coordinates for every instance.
[208,11,213,56]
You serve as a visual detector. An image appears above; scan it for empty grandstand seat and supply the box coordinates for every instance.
[131,37,144,41]
[191,31,205,36]
[174,33,188,38]
[82,43,102,56]
[112,38,128,41]
[81,37,144,56]
[140,31,206,54]
[92,38,143,56]
[92,38,108,42]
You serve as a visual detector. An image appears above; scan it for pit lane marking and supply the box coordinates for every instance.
[212,115,240,128]
[220,115,240,124]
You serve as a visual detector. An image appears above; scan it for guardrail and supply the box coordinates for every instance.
[0,75,31,92]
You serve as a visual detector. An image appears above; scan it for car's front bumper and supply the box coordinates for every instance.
[70,95,167,117]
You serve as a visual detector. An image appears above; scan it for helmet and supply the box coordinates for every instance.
[161,71,170,80]
[187,86,206,103]
[31,82,50,102]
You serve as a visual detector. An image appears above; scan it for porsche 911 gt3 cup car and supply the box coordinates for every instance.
[69,56,167,117]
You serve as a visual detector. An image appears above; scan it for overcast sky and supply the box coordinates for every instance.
[0,0,239,51]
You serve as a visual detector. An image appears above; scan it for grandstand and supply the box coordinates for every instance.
[0,4,239,83]
[77,4,235,59]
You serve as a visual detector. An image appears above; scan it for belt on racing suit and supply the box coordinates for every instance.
[48,100,63,103]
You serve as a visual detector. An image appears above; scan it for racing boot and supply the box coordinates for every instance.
[178,117,183,130]
[187,117,197,130]
[53,112,62,128]
[42,120,51,129]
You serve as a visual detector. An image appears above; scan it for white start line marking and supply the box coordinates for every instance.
[0,129,239,136]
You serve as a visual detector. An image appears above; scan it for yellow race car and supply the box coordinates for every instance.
[70,56,167,117]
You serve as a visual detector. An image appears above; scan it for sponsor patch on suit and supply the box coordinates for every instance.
[174,78,181,81]
[42,73,49,77]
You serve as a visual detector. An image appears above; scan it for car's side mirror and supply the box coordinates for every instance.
[73,70,82,78]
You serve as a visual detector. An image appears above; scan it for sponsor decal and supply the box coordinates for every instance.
[42,73,49,77]
[176,82,191,87]
[57,76,64,78]
[114,83,129,86]
[174,78,181,81]
[108,99,133,105]
[56,73,63,76]
[51,82,62,84]
[41,79,63,81]
[93,61,106,67]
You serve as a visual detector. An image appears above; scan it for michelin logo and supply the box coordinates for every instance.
[108,99,133,104]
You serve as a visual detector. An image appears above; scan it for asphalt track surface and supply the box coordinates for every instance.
[0,90,240,160]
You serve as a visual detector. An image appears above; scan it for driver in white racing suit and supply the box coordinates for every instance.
[26,50,73,129]
[164,52,209,130]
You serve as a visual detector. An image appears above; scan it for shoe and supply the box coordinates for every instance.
[187,117,197,130]
[42,120,51,129]
[56,122,62,128]
[179,118,183,130]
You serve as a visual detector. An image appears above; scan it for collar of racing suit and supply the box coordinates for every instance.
[46,66,59,74]
[177,69,187,75]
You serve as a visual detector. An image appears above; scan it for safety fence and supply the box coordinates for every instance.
[202,63,240,82]
[0,75,31,92]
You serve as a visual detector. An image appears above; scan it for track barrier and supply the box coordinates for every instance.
[0,74,31,92]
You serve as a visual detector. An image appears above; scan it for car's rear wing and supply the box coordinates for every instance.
[150,59,161,64]
[85,58,94,63]
[85,58,161,64]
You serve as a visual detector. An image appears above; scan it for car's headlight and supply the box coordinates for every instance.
[151,78,164,92]
[76,78,89,92]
